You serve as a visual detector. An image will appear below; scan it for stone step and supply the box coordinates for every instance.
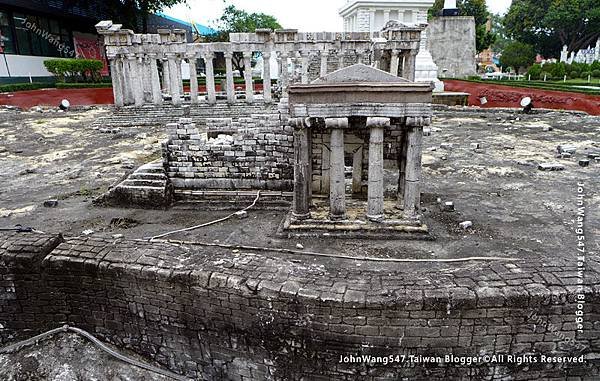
[128,173,168,181]
[122,179,166,187]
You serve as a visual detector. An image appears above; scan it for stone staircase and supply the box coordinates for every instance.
[95,161,173,208]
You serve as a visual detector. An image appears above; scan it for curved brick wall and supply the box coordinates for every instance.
[1,232,598,380]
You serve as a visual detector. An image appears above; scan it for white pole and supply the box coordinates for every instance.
[544,73,547,81]
[564,75,567,82]
[29,72,32,83]
[528,74,531,81]
[588,74,591,83]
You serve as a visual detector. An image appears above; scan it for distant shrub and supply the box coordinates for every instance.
[527,64,542,79]
[591,61,600,72]
[569,71,580,79]
[539,71,551,80]
[581,71,592,80]
[0,83,54,92]
[44,59,104,83]
[593,70,600,78]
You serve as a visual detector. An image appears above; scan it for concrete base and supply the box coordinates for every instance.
[432,91,470,106]
[415,50,444,92]
[280,199,430,239]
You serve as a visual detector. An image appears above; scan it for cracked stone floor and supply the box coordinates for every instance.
[0,106,598,264]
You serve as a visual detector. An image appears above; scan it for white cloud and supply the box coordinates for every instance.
[164,0,512,32]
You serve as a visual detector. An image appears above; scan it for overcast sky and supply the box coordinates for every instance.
[165,0,513,31]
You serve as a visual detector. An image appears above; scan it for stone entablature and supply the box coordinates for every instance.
[95,20,424,107]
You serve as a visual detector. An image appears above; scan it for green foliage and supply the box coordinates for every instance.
[569,71,581,79]
[102,0,188,33]
[504,0,600,58]
[44,59,104,83]
[581,71,592,79]
[429,0,496,52]
[457,78,600,95]
[593,70,600,78]
[526,64,542,78]
[539,71,552,80]
[500,42,536,72]
[205,4,282,77]
[207,5,282,42]
[591,61,600,71]
[0,83,54,92]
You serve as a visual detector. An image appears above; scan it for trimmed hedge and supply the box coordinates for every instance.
[450,78,600,96]
[44,59,104,82]
[55,82,112,89]
[0,83,54,92]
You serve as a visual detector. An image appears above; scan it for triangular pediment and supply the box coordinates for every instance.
[311,64,410,84]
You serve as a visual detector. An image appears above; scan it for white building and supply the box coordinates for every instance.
[339,0,430,33]
[339,0,443,91]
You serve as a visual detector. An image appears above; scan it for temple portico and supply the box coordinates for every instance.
[286,64,432,236]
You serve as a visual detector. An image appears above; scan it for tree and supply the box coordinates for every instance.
[101,0,189,33]
[429,0,496,52]
[499,42,536,73]
[504,0,600,57]
[206,4,282,77]
[490,13,511,53]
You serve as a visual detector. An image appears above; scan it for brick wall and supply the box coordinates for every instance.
[1,233,598,380]
[163,109,295,192]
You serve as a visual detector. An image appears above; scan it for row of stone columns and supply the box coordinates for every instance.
[110,50,274,107]
[292,117,423,222]
[389,49,417,81]
[109,47,380,107]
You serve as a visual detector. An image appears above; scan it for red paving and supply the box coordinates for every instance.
[4,81,599,115]
[0,88,114,109]
[444,79,600,115]
[0,84,266,110]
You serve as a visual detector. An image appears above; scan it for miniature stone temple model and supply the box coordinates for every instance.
[95,20,432,237]
[285,64,432,236]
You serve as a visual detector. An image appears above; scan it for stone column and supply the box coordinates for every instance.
[166,53,181,106]
[122,56,133,105]
[142,55,152,103]
[326,118,348,220]
[243,51,254,104]
[320,50,329,77]
[187,54,199,104]
[384,10,390,25]
[366,117,389,222]
[108,54,124,107]
[337,51,345,71]
[390,49,400,76]
[176,55,184,95]
[161,57,170,93]
[128,54,144,106]
[224,51,236,104]
[357,49,364,65]
[202,52,216,105]
[262,51,272,103]
[278,52,290,97]
[404,121,423,218]
[396,128,407,210]
[148,53,162,105]
[369,9,376,33]
[301,51,310,84]
[405,52,417,82]
[291,118,311,220]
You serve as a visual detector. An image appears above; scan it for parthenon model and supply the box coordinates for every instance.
[96,20,433,237]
